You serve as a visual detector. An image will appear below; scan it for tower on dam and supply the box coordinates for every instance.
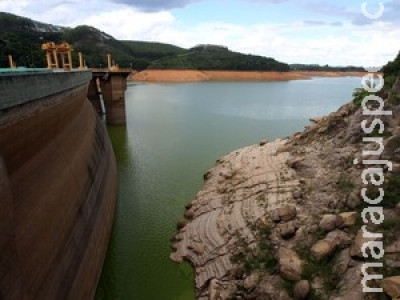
[40,42,131,125]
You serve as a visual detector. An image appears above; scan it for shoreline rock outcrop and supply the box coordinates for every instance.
[171,73,400,299]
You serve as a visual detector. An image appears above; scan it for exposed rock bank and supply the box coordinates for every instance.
[132,70,366,83]
[171,76,400,299]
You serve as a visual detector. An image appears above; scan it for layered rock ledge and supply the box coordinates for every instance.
[171,76,400,299]
[171,140,300,295]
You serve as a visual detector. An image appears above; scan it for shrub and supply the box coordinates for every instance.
[338,173,355,192]
[230,225,276,275]
[352,88,370,107]
[365,175,400,209]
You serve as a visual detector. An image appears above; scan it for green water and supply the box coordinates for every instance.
[95,77,361,300]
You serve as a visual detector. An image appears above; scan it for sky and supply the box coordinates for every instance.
[0,0,399,66]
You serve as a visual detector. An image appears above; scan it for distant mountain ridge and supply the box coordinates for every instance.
[0,12,363,72]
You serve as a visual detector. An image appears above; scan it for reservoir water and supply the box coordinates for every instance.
[95,77,362,300]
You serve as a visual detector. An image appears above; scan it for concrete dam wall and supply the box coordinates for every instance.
[0,71,118,299]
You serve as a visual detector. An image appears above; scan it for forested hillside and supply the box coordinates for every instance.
[0,12,367,73]
[148,45,290,71]
[382,51,400,87]
[0,12,288,71]
[0,12,184,69]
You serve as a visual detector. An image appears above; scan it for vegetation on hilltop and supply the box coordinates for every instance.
[122,40,186,69]
[148,44,291,71]
[62,25,137,68]
[382,51,400,89]
[0,12,378,73]
[352,51,400,106]
[0,12,63,68]
[0,12,184,69]
[0,13,288,71]
[290,63,365,72]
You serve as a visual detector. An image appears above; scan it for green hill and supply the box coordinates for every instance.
[0,12,290,71]
[382,51,400,89]
[148,44,290,71]
[1,12,372,73]
[0,12,64,68]
[122,40,185,64]
[0,12,185,69]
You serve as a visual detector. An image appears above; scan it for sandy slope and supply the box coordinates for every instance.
[131,69,366,82]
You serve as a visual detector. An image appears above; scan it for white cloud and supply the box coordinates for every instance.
[80,10,400,66]
[0,0,31,15]
[0,0,398,66]
[133,19,400,66]
[80,8,175,40]
[109,0,201,12]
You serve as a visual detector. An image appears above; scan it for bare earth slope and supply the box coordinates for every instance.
[131,70,366,82]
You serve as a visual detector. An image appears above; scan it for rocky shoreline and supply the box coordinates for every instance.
[171,77,400,299]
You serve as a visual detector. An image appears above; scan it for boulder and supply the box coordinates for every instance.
[346,192,361,209]
[220,170,234,179]
[169,252,183,263]
[310,117,322,124]
[292,189,303,199]
[209,278,219,300]
[319,214,337,232]
[350,235,363,259]
[386,239,400,254]
[331,265,364,300]
[277,205,297,222]
[336,212,357,228]
[332,248,351,277]
[187,243,206,255]
[319,193,339,208]
[317,126,329,134]
[203,170,213,180]
[255,275,283,299]
[278,221,297,239]
[279,291,292,300]
[311,240,337,261]
[259,139,268,146]
[276,247,304,281]
[382,276,400,299]
[350,229,378,258]
[330,288,364,300]
[184,209,195,220]
[177,219,187,229]
[270,210,281,223]
[288,157,306,170]
[293,280,310,300]
[325,229,352,248]
[243,271,261,290]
